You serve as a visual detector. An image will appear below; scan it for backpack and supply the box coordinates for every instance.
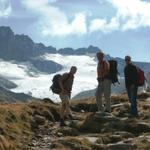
[50,74,62,94]
[137,67,145,86]
[50,73,70,94]
[107,60,119,84]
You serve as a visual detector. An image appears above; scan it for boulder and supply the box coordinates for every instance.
[78,113,122,133]
[56,127,80,136]
[107,143,137,150]
[34,115,46,126]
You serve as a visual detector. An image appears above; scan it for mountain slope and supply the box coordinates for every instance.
[0,26,63,74]
[0,87,39,102]
[0,75,17,89]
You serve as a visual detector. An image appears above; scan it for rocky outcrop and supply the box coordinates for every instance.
[35,43,57,54]
[0,26,62,74]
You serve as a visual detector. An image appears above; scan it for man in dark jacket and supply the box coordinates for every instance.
[124,55,138,117]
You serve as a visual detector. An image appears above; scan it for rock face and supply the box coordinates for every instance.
[0,26,15,60]
[0,26,35,61]
[0,26,54,61]
[58,45,101,55]
[0,27,101,60]
[0,26,62,74]
[35,43,57,54]
[75,45,100,55]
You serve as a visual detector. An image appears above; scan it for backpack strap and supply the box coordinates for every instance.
[62,73,70,84]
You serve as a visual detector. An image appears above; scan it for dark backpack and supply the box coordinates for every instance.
[107,60,119,84]
[137,67,145,86]
[50,74,62,94]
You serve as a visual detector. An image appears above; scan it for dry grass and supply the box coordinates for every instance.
[134,134,150,150]
[0,101,59,150]
[0,103,32,149]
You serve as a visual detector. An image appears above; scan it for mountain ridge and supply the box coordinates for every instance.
[0,26,150,99]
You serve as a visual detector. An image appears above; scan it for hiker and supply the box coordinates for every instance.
[59,66,77,126]
[95,52,112,113]
[124,55,139,117]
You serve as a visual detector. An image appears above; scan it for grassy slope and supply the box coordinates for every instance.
[0,101,59,150]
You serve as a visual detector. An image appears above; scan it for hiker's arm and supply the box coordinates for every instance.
[59,77,65,93]
[97,63,102,82]
[97,64,100,78]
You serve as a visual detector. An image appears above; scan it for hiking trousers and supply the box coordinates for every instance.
[59,93,72,117]
[95,79,111,112]
[127,86,138,116]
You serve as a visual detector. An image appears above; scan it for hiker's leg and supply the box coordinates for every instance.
[130,86,138,116]
[95,82,104,111]
[59,94,69,126]
[59,94,68,119]
[127,88,133,115]
[64,95,72,117]
[104,79,111,112]
[127,88,132,103]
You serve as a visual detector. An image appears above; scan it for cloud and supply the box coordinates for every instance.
[89,19,106,33]
[90,0,150,33]
[0,0,11,18]
[89,17,119,33]
[111,0,150,30]
[22,0,87,37]
[22,0,150,36]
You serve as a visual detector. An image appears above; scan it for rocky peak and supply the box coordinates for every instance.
[0,26,14,38]
[87,45,101,53]
[58,47,74,55]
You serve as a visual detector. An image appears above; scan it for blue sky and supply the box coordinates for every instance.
[0,0,150,62]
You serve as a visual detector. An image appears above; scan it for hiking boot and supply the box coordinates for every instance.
[60,119,66,127]
[105,110,111,114]
[97,110,105,115]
